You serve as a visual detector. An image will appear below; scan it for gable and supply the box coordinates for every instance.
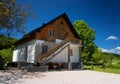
[55,16,79,40]
[15,13,80,46]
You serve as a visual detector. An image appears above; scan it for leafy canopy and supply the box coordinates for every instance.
[0,35,17,50]
[0,0,32,37]
[73,20,96,63]
[0,36,17,64]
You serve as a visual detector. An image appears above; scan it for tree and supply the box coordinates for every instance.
[73,20,96,64]
[0,36,17,64]
[92,47,102,65]
[0,35,17,50]
[0,47,14,64]
[0,0,32,37]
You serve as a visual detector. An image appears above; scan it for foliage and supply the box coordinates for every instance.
[106,63,120,69]
[0,36,17,64]
[0,47,14,64]
[101,53,119,65]
[0,0,32,37]
[0,35,17,50]
[92,47,102,65]
[84,65,120,74]
[73,20,96,64]
[84,53,120,74]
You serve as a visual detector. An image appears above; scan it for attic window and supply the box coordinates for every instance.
[50,29,54,37]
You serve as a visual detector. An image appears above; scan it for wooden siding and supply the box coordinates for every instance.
[35,16,81,43]
[15,14,82,46]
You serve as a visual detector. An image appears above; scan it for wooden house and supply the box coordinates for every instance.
[12,13,83,70]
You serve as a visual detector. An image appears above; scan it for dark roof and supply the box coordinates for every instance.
[16,13,80,44]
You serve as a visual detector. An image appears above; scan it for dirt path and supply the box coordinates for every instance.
[19,70,120,84]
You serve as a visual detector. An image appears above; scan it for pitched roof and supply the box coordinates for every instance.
[15,13,80,44]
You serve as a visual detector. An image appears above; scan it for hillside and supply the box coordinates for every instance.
[0,35,17,50]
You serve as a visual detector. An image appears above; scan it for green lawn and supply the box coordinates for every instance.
[84,65,120,74]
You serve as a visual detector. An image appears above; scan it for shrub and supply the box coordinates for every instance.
[106,63,120,69]
[0,47,14,65]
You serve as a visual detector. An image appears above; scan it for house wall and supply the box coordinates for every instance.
[70,45,79,63]
[27,42,35,63]
[13,39,63,63]
[13,40,36,63]
[14,15,82,49]
[34,39,62,61]
[55,17,76,40]
[48,44,79,63]
[49,46,68,63]
[35,17,80,43]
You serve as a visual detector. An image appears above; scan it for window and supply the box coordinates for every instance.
[50,29,54,37]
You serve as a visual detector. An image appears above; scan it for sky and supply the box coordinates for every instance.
[16,0,120,54]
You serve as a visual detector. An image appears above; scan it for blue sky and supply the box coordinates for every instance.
[16,0,120,54]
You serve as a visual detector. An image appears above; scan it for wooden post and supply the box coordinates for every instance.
[79,47,83,70]
[68,44,71,70]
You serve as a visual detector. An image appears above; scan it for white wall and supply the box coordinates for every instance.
[56,39,62,44]
[12,40,36,63]
[13,39,79,64]
[27,43,35,63]
[13,48,26,62]
[49,44,79,63]
[49,46,68,62]
[34,40,45,61]
[70,45,79,62]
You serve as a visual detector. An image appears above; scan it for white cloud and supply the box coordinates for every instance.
[100,48,109,52]
[106,36,118,41]
[100,46,120,55]
[116,47,120,50]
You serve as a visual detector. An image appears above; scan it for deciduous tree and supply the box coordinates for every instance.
[0,0,32,37]
[92,47,102,65]
[73,20,96,64]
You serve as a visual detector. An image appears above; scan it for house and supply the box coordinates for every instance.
[12,13,83,70]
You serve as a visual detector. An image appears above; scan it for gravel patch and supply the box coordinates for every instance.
[0,69,44,84]
[1,70,120,84]
[20,70,120,84]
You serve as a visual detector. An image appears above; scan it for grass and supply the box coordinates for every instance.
[84,65,120,74]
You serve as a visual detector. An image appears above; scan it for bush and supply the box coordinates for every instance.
[0,47,14,65]
[106,63,120,69]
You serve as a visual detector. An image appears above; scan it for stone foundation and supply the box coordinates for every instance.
[15,62,79,71]
[17,62,48,72]
[71,62,79,69]
[23,65,48,72]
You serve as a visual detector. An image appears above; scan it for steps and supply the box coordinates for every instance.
[38,38,70,65]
